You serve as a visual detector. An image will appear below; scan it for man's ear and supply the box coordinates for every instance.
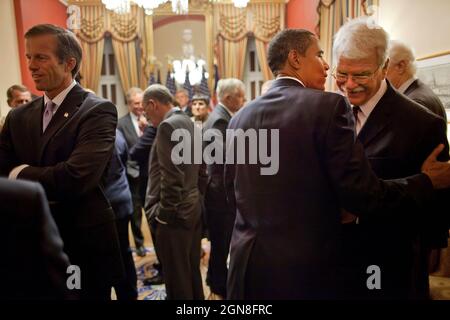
[65,57,77,74]
[396,60,408,74]
[287,50,301,69]
[149,99,157,111]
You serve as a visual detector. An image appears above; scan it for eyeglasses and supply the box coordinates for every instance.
[332,65,381,84]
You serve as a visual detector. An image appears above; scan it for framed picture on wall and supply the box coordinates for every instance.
[416,51,450,121]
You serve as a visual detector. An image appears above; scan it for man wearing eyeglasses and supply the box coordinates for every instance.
[333,18,449,299]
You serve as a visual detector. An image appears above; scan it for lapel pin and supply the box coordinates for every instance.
[64,113,69,118]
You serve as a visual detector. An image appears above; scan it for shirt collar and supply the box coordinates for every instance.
[130,112,139,122]
[44,80,77,110]
[163,106,181,120]
[359,79,388,119]
[276,76,305,87]
[397,77,417,94]
[218,103,234,117]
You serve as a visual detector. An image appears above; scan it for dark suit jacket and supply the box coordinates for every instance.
[118,113,140,178]
[129,125,157,182]
[0,84,123,287]
[353,81,449,298]
[183,105,193,118]
[145,108,201,228]
[404,79,447,122]
[203,104,232,212]
[225,78,434,299]
[104,129,133,220]
[0,178,70,300]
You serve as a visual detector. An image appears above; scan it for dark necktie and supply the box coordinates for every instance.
[352,105,361,133]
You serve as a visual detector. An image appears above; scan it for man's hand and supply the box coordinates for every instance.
[341,209,357,224]
[422,144,450,189]
[138,116,148,133]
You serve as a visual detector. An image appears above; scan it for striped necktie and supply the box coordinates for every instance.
[352,105,361,134]
[43,101,56,132]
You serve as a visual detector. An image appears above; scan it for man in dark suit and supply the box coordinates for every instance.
[333,18,449,299]
[0,24,122,300]
[0,178,71,300]
[387,40,447,122]
[104,129,137,300]
[143,84,203,300]
[203,78,245,299]
[117,87,147,257]
[225,28,450,300]
[175,88,193,117]
[6,84,32,109]
[128,125,163,285]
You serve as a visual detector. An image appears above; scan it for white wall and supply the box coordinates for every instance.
[379,0,450,135]
[378,0,450,58]
[0,0,22,119]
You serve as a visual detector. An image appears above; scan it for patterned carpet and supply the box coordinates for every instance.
[429,276,450,300]
[130,245,450,300]
[134,246,166,300]
[132,242,211,300]
[129,220,450,300]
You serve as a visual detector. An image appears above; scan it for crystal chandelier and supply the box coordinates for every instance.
[102,0,249,15]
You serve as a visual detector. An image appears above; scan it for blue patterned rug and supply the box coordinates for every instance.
[133,247,167,300]
[132,243,211,300]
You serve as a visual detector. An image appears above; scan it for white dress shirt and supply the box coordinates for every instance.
[130,112,142,137]
[276,76,306,88]
[354,79,388,134]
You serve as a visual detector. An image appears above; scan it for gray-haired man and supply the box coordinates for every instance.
[143,84,204,300]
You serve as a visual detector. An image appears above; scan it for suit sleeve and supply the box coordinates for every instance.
[156,122,185,224]
[419,116,450,246]
[324,96,434,219]
[224,119,237,215]
[17,101,117,200]
[212,118,229,180]
[129,125,157,165]
[0,112,20,176]
[33,182,72,299]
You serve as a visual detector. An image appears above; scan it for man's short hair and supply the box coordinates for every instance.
[176,88,189,97]
[7,85,30,103]
[143,84,174,106]
[125,87,143,104]
[216,78,245,103]
[191,94,210,105]
[25,24,82,78]
[333,17,389,67]
[267,29,315,77]
[388,40,417,76]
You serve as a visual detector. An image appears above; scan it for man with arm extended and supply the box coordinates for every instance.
[333,18,449,299]
[117,87,147,257]
[225,28,450,300]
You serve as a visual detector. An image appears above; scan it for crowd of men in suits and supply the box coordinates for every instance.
[1,17,450,300]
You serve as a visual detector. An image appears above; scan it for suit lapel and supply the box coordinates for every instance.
[39,85,85,161]
[357,84,396,147]
[28,97,45,138]
[124,113,138,143]
[25,97,46,161]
